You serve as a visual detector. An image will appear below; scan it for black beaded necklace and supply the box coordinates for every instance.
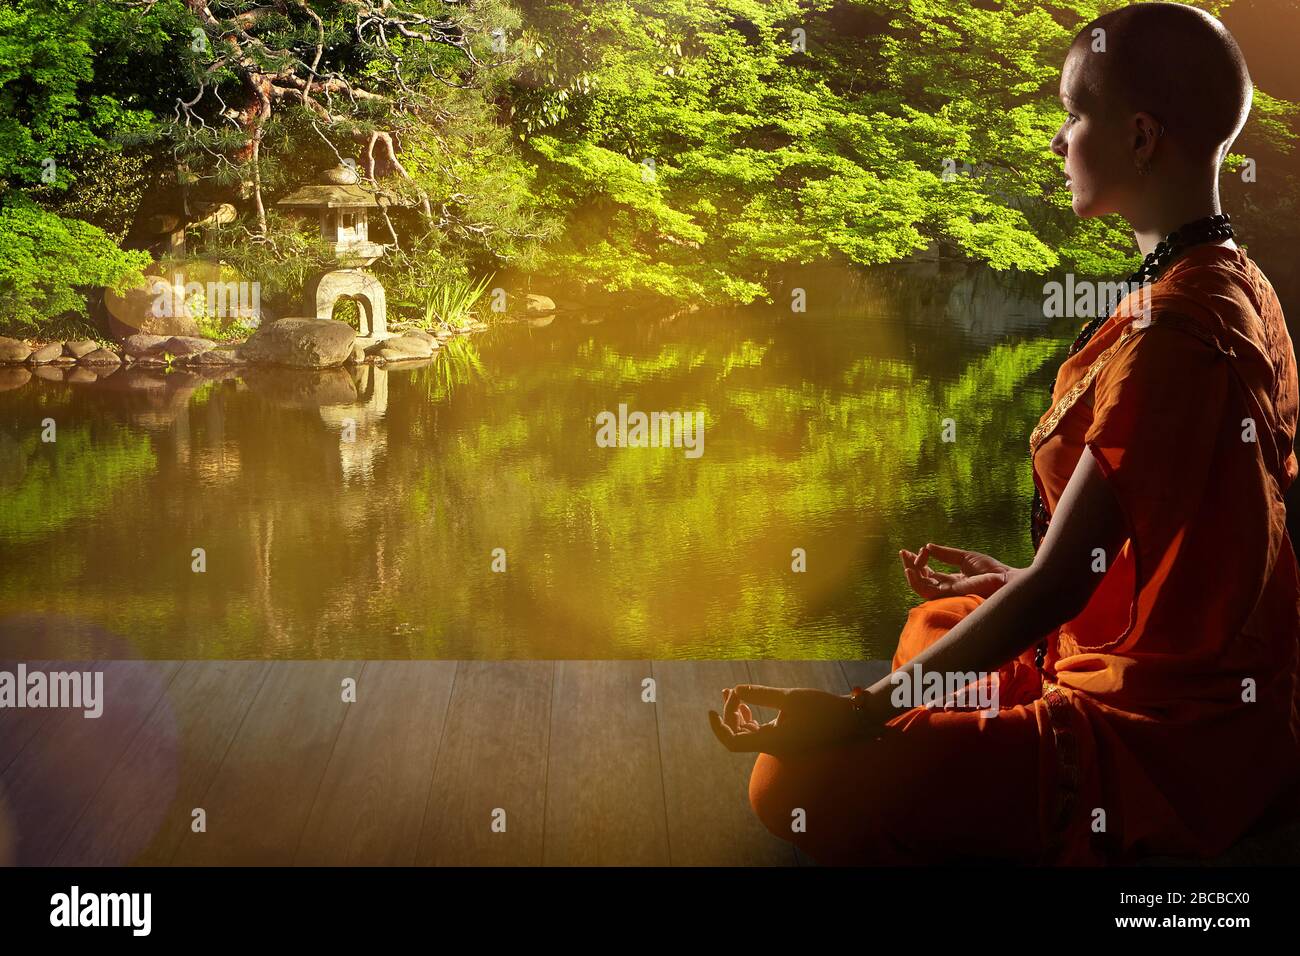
[1028,212,1234,675]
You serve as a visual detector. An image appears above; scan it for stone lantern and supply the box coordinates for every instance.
[278,165,390,338]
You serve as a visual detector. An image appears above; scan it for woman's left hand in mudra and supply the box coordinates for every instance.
[708,685,862,756]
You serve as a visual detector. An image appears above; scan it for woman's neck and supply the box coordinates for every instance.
[1128,168,1227,256]
[1133,207,1230,256]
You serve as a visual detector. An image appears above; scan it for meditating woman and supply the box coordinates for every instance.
[709,1,1300,864]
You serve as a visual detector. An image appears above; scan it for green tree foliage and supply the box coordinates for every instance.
[1,0,1295,329]
[156,0,550,317]
[0,196,149,326]
[0,0,157,330]
[512,0,1297,303]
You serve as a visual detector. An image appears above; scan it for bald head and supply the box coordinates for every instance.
[1068,2,1252,164]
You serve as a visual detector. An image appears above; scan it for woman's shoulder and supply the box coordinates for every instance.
[1153,245,1285,355]
[1094,312,1230,401]
[1065,301,1229,396]
[1097,266,1242,366]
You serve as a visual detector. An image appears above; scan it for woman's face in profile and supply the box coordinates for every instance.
[1050,46,1136,219]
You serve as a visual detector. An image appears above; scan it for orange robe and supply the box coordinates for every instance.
[749,245,1300,864]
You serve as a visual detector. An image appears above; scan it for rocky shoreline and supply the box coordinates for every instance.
[0,293,574,392]
[0,314,502,390]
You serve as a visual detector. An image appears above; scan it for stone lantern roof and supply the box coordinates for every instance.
[276,183,389,209]
[277,166,389,267]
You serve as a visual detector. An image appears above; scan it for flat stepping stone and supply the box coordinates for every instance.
[28,343,63,364]
[0,336,32,363]
[365,335,432,359]
[79,348,122,366]
[65,340,100,359]
[240,317,355,368]
[162,336,216,357]
[120,333,171,356]
[525,293,556,313]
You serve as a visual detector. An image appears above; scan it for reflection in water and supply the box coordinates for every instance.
[321,364,388,482]
[0,266,1073,659]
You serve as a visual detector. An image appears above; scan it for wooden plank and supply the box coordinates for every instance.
[417,661,552,866]
[0,658,895,868]
[170,661,358,865]
[0,660,181,865]
[54,661,268,866]
[296,661,458,866]
[543,661,670,866]
[0,704,53,776]
[653,660,791,866]
[0,660,108,866]
[0,660,102,775]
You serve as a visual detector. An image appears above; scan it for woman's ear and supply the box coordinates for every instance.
[1132,111,1164,172]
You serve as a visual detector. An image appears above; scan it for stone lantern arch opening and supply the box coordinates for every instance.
[312,273,388,338]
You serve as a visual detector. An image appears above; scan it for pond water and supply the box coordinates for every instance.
[0,265,1074,659]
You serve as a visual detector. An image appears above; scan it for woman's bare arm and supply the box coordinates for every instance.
[861,446,1130,726]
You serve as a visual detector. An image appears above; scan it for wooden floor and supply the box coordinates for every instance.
[0,659,889,866]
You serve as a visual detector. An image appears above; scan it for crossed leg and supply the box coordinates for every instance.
[748,596,1060,865]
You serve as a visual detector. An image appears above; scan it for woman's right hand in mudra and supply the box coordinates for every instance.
[899,543,1016,600]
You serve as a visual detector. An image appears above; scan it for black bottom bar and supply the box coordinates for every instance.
[1,864,1288,940]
